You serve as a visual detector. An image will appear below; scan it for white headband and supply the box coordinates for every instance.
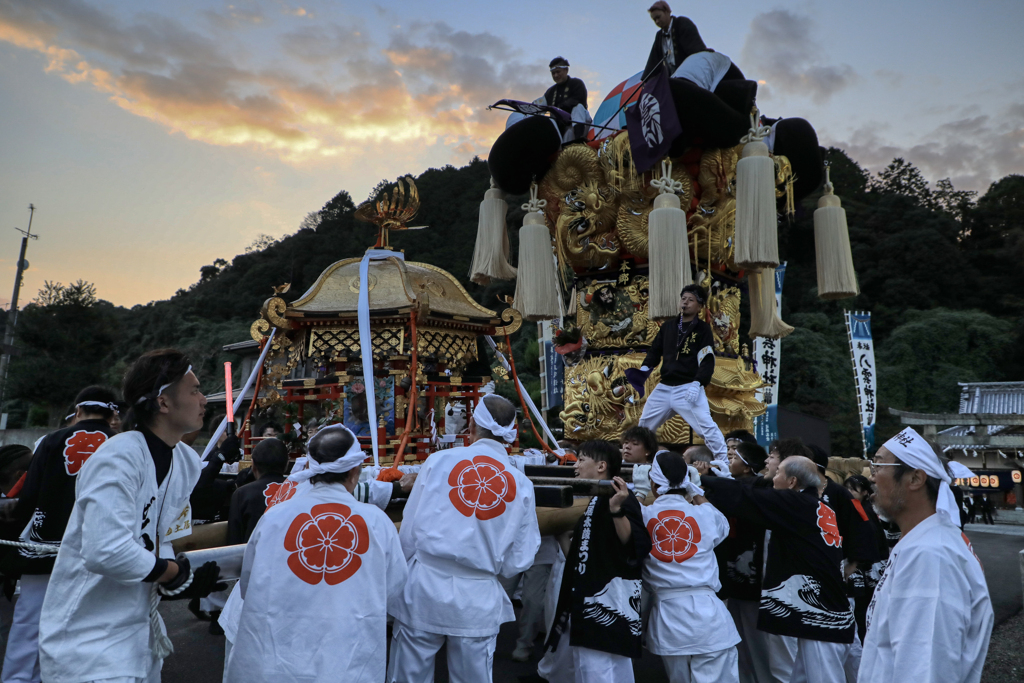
[135,365,193,404]
[882,427,958,527]
[289,424,367,483]
[77,401,119,413]
[650,452,704,498]
[474,398,517,443]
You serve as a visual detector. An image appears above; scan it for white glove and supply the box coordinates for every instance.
[682,465,705,501]
[681,381,701,403]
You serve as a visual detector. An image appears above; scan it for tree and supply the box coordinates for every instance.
[871,158,935,208]
[8,281,117,425]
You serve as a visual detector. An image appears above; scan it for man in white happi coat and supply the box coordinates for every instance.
[388,394,541,683]
[859,428,993,683]
[38,350,224,683]
[643,451,740,682]
[225,425,407,683]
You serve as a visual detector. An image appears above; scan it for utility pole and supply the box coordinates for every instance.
[0,204,38,421]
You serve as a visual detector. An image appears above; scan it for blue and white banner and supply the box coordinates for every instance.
[538,320,564,411]
[754,264,787,447]
[845,310,877,455]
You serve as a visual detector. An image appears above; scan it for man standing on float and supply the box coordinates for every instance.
[626,284,728,472]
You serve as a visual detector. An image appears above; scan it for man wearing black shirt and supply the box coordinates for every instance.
[226,439,289,545]
[643,1,708,79]
[626,284,728,471]
[703,456,854,683]
[539,56,589,142]
[1,386,119,683]
[547,441,651,682]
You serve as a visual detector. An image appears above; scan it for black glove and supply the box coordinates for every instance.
[220,435,242,464]
[160,556,228,600]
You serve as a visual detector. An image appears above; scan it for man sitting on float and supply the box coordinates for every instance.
[534,56,592,143]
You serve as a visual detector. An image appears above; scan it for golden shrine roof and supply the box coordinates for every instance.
[288,255,497,321]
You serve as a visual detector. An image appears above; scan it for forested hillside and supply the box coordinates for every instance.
[6,153,1022,457]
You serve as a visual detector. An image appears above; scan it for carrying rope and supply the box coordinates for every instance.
[0,538,59,554]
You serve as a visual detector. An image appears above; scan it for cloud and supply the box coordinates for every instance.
[0,0,550,165]
[741,9,858,104]
[823,103,1024,192]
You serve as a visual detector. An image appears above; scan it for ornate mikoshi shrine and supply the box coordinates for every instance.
[477,77,859,447]
[244,177,525,470]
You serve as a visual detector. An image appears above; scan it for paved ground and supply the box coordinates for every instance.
[1,526,1020,682]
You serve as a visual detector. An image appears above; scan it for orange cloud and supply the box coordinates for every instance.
[0,3,549,166]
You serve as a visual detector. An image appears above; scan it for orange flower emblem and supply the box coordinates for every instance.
[816,502,842,548]
[647,509,702,563]
[265,480,298,510]
[284,503,369,585]
[62,431,108,475]
[448,455,517,520]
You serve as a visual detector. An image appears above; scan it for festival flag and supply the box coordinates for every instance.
[538,320,565,411]
[623,66,681,173]
[845,310,877,456]
[586,72,644,143]
[753,263,787,447]
[491,99,572,123]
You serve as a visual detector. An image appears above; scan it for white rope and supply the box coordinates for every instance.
[740,110,771,144]
[521,183,547,213]
[157,571,194,597]
[0,538,59,554]
[149,584,174,659]
[650,159,684,195]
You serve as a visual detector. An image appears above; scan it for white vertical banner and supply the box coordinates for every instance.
[753,263,786,447]
[844,310,877,456]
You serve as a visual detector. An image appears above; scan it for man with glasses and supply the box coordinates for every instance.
[859,428,993,683]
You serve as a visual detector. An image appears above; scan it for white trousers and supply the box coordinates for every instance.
[537,634,574,683]
[842,633,861,683]
[571,646,633,683]
[639,384,727,464]
[662,647,739,683]
[3,575,49,683]
[387,621,496,683]
[727,599,772,683]
[767,633,797,683]
[790,639,846,683]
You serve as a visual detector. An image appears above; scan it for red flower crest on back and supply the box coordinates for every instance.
[647,509,702,563]
[62,431,108,476]
[448,455,517,520]
[284,503,369,585]
[266,480,298,510]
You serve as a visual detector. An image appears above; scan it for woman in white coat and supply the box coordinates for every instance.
[38,349,225,683]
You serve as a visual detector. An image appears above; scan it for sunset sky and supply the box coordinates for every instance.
[1,0,1022,307]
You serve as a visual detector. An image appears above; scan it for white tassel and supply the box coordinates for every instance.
[513,184,560,321]
[813,164,859,300]
[735,112,780,270]
[648,160,693,319]
[469,180,516,285]
[747,268,793,339]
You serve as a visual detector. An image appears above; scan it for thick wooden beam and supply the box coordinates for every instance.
[534,485,574,508]
[889,408,1024,427]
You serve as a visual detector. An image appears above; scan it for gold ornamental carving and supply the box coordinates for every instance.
[575,275,658,349]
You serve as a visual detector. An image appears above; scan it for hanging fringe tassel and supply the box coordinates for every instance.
[747,267,793,339]
[648,159,693,319]
[513,184,561,321]
[469,179,516,285]
[813,163,859,300]
[735,110,781,270]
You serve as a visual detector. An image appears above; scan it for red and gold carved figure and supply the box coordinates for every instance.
[62,431,108,476]
[816,502,842,548]
[448,455,517,521]
[284,503,369,585]
[647,509,702,563]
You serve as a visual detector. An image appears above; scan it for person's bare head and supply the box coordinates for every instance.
[683,444,713,465]
[122,349,206,443]
[649,1,672,29]
[470,395,517,444]
[870,442,945,525]
[774,456,820,491]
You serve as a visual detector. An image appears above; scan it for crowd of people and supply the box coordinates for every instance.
[0,285,998,683]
